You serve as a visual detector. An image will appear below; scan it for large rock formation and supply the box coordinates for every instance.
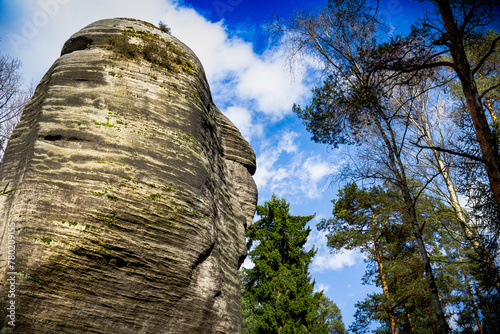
[0,18,257,333]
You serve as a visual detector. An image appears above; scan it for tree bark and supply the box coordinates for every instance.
[372,214,398,334]
[435,0,500,212]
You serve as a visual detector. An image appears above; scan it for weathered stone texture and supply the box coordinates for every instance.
[0,18,257,333]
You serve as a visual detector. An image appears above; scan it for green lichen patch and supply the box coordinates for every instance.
[106,194,119,201]
[107,29,187,72]
[41,237,52,245]
[90,189,119,202]
[149,193,161,200]
[62,220,79,227]
[95,116,118,128]
[96,211,118,226]
[181,61,195,75]
[28,274,45,286]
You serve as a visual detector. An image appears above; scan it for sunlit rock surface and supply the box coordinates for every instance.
[0,18,257,334]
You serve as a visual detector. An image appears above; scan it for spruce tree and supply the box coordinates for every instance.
[242,195,330,334]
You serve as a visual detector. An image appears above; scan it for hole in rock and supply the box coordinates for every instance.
[61,36,93,56]
[44,135,62,141]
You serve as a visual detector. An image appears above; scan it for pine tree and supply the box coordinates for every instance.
[242,195,331,334]
[318,183,407,334]
[318,183,473,333]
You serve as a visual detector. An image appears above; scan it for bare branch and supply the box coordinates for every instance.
[410,141,487,164]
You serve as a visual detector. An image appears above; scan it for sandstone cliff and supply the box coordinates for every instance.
[0,18,257,333]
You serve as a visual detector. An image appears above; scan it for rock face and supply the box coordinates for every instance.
[0,18,257,333]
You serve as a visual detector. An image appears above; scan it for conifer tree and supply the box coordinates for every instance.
[242,195,332,334]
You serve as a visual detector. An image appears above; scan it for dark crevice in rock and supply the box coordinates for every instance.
[71,247,146,270]
[193,241,215,269]
[44,134,62,141]
[43,134,86,142]
[243,163,256,176]
[61,36,94,56]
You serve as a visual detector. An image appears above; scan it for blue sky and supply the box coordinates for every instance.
[0,0,441,328]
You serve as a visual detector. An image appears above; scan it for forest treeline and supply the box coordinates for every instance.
[242,0,499,333]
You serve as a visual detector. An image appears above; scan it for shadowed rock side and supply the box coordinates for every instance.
[0,18,257,334]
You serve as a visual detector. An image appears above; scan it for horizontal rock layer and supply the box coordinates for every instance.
[0,18,257,334]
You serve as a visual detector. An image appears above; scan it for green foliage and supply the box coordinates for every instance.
[158,21,171,34]
[285,0,383,149]
[317,182,405,253]
[240,271,259,334]
[279,0,500,331]
[242,195,341,334]
[318,294,347,334]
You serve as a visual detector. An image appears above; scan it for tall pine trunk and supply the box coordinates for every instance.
[372,214,398,334]
[435,0,500,212]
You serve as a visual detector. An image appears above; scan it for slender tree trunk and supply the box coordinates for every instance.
[373,115,450,334]
[457,249,483,334]
[435,0,500,212]
[405,306,415,334]
[372,214,398,334]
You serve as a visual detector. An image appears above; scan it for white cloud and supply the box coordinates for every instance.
[240,256,254,270]
[278,131,300,153]
[315,283,330,293]
[306,226,363,273]
[161,5,317,120]
[234,48,312,116]
[312,249,361,273]
[303,156,331,182]
[253,131,338,199]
